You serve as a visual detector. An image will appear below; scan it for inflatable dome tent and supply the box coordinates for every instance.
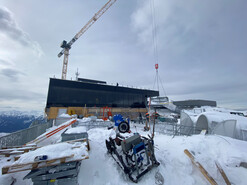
[180,111,196,135]
[195,112,247,140]
[180,109,247,141]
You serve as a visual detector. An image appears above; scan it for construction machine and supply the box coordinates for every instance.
[105,116,160,183]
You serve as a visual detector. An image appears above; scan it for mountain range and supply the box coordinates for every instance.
[0,110,45,133]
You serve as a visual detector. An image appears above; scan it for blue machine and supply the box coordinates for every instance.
[105,133,160,183]
[113,114,130,133]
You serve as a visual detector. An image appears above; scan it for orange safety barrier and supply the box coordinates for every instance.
[102,107,112,121]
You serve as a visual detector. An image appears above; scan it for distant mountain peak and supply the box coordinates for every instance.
[0,110,45,133]
[0,110,43,118]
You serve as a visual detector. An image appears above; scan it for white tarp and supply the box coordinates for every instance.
[195,112,247,140]
[211,120,236,138]
[180,107,247,141]
[180,112,195,135]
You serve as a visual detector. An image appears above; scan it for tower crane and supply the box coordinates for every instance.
[58,0,117,80]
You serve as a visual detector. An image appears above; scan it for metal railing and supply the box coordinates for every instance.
[75,120,112,131]
[149,121,207,137]
[0,121,53,148]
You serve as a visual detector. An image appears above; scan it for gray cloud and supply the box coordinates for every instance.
[0,58,12,66]
[0,88,46,111]
[0,87,45,102]
[0,0,246,111]
[0,106,19,110]
[130,0,247,109]
[0,67,25,81]
[0,6,43,56]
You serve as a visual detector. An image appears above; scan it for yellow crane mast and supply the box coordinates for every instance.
[58,0,117,80]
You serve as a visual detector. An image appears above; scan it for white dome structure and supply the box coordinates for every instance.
[195,112,247,140]
[180,111,196,135]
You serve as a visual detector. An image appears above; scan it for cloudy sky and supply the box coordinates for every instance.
[0,0,246,111]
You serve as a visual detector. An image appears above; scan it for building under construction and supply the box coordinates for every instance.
[46,0,160,120]
[45,78,159,119]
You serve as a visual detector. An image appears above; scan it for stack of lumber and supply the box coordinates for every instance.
[2,139,89,175]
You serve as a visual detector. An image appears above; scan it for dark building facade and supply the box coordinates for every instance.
[173,100,217,109]
[46,78,159,108]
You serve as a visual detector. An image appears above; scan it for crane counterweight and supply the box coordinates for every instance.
[60,40,71,49]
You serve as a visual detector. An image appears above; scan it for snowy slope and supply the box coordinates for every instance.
[1,123,247,185]
[77,127,247,185]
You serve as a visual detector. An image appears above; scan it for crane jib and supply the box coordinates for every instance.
[58,49,65,58]
[58,0,117,78]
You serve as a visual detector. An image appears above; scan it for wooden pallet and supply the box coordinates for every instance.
[2,154,89,175]
[64,138,90,151]
[2,154,73,174]
[0,146,37,157]
[2,139,89,175]
[0,138,88,158]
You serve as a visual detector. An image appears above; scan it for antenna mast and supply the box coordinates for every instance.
[75,68,80,81]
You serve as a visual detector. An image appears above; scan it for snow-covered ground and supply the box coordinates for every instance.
[78,126,247,185]
[0,133,9,137]
[0,120,247,185]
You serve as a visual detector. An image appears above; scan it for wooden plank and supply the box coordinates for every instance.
[60,157,66,163]
[0,147,37,158]
[2,154,88,175]
[0,149,18,153]
[10,151,25,154]
[2,167,9,175]
[2,138,82,157]
[66,138,87,143]
[7,151,24,157]
[14,156,20,161]
[24,149,30,153]
[0,145,23,150]
[184,149,218,185]
[215,161,231,185]
[2,154,74,174]
[2,139,88,174]
[71,146,81,149]
[3,155,74,169]
[46,159,57,164]
[32,163,38,169]
[5,138,85,160]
